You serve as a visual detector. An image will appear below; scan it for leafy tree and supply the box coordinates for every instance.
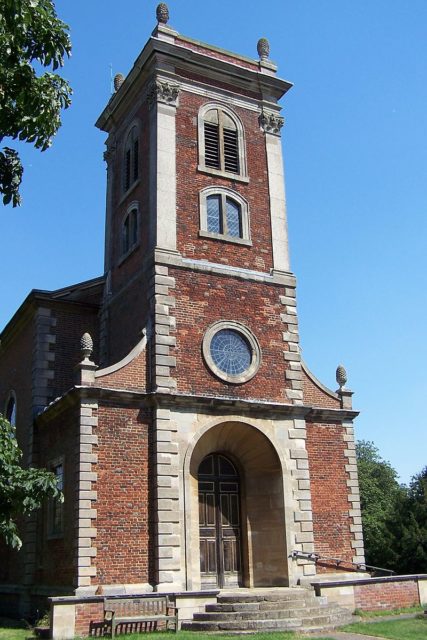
[390,466,427,574]
[356,440,404,570]
[0,0,72,206]
[0,413,63,549]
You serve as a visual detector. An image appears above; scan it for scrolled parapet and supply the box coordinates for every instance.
[148,78,180,108]
[259,110,284,135]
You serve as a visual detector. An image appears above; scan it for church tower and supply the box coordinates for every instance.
[0,6,364,620]
[92,4,363,593]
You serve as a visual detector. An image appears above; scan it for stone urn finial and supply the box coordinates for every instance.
[80,332,93,361]
[257,37,270,61]
[114,73,124,92]
[336,364,347,390]
[156,3,169,24]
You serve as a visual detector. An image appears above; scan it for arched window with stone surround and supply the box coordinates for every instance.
[123,125,139,192]
[121,203,139,258]
[199,187,251,245]
[5,391,17,427]
[198,104,247,180]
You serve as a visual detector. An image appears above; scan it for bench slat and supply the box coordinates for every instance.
[104,595,178,637]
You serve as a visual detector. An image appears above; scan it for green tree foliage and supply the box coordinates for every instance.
[356,440,404,569]
[0,0,72,206]
[0,413,63,549]
[391,466,427,574]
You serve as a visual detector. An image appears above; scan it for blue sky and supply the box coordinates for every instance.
[1,1,426,483]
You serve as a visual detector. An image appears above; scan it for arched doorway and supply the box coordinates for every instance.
[186,421,290,591]
[198,453,242,589]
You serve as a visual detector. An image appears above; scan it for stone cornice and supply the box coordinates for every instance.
[96,37,292,132]
[36,384,359,425]
[306,407,359,422]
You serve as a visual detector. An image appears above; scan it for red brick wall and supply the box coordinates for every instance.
[306,421,353,568]
[75,600,105,637]
[53,305,99,397]
[175,91,273,272]
[0,317,34,585]
[354,579,420,611]
[176,37,259,71]
[172,268,292,402]
[95,348,147,391]
[105,273,150,366]
[95,404,152,585]
[106,99,151,365]
[302,368,340,409]
[35,404,80,588]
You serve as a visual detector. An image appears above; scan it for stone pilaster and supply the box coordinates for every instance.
[149,265,177,393]
[22,307,57,613]
[288,418,316,578]
[148,78,180,255]
[280,290,303,405]
[343,420,365,566]
[32,307,56,421]
[153,407,181,591]
[75,400,98,591]
[261,109,290,275]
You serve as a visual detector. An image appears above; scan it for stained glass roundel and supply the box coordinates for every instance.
[202,321,261,384]
[210,329,251,376]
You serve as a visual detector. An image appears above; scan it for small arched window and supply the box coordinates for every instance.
[123,126,139,193]
[198,105,247,180]
[121,204,139,258]
[5,393,16,427]
[199,187,251,245]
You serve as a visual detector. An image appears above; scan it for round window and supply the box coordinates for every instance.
[202,321,261,384]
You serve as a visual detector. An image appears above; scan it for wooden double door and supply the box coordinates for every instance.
[198,453,242,588]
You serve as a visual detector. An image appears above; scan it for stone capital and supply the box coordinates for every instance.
[260,110,285,135]
[148,79,180,109]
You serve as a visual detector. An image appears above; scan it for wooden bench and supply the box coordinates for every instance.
[104,595,178,637]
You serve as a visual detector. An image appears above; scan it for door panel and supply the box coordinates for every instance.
[198,453,242,588]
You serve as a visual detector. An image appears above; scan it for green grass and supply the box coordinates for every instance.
[343,616,427,639]
[0,621,337,640]
[0,617,30,640]
[96,635,335,640]
[354,604,425,618]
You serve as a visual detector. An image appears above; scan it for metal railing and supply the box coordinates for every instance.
[291,550,395,576]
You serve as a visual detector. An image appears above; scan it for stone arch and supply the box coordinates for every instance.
[183,418,289,590]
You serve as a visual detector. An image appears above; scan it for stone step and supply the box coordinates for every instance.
[181,618,303,632]
[182,588,353,633]
[217,590,314,604]
[206,600,314,613]
[183,608,352,633]
[194,605,347,621]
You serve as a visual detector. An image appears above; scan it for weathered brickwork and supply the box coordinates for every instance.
[306,421,354,569]
[302,368,341,409]
[95,346,147,391]
[0,13,367,625]
[354,579,420,611]
[176,37,259,70]
[75,601,104,637]
[95,404,152,586]
[172,268,293,402]
[36,403,80,588]
[53,305,99,396]
[176,91,273,272]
